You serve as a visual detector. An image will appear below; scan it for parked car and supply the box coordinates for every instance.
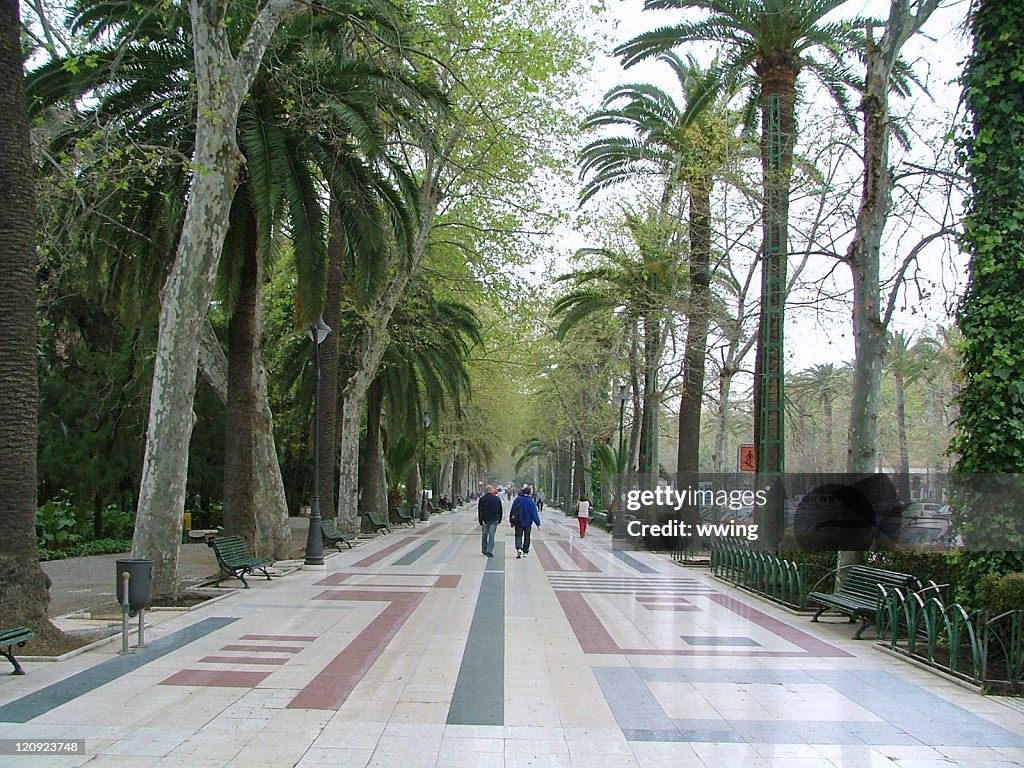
[903,501,947,520]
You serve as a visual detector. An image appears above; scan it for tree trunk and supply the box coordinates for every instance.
[676,180,712,480]
[222,221,260,547]
[335,177,440,533]
[318,197,345,519]
[841,3,938,574]
[0,0,64,640]
[572,438,586,503]
[406,464,421,517]
[133,0,301,596]
[198,316,290,556]
[359,378,388,532]
[439,444,454,499]
[895,371,911,499]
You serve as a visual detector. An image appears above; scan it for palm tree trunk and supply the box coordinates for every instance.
[222,219,260,547]
[0,0,64,640]
[318,197,346,519]
[895,371,911,499]
[676,180,712,479]
[712,367,734,475]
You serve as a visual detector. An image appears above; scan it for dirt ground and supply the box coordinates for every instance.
[40,542,223,618]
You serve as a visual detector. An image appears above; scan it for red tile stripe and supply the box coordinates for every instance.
[532,542,564,572]
[434,575,461,588]
[352,537,418,567]
[220,644,304,653]
[315,573,356,586]
[198,656,291,665]
[288,591,425,710]
[161,669,272,687]
[704,593,850,657]
[554,591,851,657]
[556,541,602,572]
[240,635,317,641]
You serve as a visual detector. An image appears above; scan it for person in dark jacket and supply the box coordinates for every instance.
[510,486,541,558]
[478,485,503,557]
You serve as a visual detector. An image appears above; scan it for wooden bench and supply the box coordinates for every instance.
[359,508,391,534]
[207,535,275,588]
[320,518,354,551]
[809,564,918,639]
[0,626,35,675]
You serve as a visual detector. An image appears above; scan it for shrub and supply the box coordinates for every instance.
[36,491,83,550]
[976,572,1024,616]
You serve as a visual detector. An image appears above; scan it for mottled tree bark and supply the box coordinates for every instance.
[133,0,302,595]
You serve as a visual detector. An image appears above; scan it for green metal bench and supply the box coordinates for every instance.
[359,508,391,534]
[0,626,35,675]
[591,511,609,530]
[809,564,918,639]
[207,534,275,588]
[393,506,416,528]
[320,518,354,551]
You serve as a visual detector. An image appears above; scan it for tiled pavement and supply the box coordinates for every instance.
[3,504,1024,767]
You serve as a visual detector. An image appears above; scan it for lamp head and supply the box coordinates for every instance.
[308,317,331,345]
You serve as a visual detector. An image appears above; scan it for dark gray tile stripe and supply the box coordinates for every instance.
[446,543,504,725]
[393,539,439,565]
[610,550,659,573]
[0,617,238,723]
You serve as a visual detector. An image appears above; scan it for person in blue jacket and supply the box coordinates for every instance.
[510,486,540,559]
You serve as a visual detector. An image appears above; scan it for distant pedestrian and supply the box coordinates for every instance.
[510,486,541,558]
[575,492,591,538]
[536,489,545,511]
[478,485,503,557]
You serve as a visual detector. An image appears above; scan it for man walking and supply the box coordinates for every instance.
[478,485,502,557]
[510,486,541,559]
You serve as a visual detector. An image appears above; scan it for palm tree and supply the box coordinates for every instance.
[885,331,939,499]
[790,363,848,471]
[617,0,867,487]
[579,52,736,486]
[552,219,682,476]
[360,288,481,529]
[0,0,65,639]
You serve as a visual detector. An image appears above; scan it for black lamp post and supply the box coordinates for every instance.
[419,412,431,521]
[304,316,331,568]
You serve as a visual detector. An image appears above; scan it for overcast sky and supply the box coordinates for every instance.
[546,0,973,375]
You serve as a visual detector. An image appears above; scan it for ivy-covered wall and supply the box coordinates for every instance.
[955,0,1024,474]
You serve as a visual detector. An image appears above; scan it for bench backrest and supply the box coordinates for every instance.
[321,519,339,536]
[209,535,255,564]
[839,565,916,602]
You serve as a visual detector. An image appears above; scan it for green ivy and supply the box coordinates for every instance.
[953,0,1024,569]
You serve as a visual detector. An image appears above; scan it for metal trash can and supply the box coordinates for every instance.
[116,558,154,616]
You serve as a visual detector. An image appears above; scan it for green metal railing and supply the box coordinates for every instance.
[877,585,1024,691]
[705,541,827,610]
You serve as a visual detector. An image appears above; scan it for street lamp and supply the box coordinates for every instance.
[304,316,331,569]
[420,412,431,521]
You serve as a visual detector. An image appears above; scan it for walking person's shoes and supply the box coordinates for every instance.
[516,549,523,558]
[486,552,494,557]
[523,551,529,557]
